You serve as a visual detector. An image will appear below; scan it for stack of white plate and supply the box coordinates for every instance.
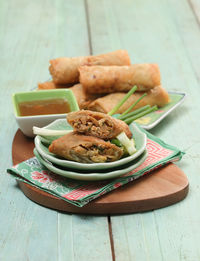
[34,119,147,181]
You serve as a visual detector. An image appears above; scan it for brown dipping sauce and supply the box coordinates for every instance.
[19,98,71,116]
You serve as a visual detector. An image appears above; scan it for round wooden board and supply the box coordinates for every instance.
[12,129,189,215]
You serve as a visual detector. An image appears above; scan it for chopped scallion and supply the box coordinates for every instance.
[107,85,137,116]
[110,138,122,147]
[117,132,137,155]
[119,93,147,117]
[118,105,150,121]
[124,105,158,125]
[33,126,72,136]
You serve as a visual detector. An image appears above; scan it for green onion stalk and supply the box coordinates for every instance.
[107,85,137,116]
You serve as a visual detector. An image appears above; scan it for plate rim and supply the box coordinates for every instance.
[140,91,186,130]
[33,148,148,181]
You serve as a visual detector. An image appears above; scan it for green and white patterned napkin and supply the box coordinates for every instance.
[7,129,185,207]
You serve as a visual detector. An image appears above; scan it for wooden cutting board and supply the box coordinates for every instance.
[12,129,189,214]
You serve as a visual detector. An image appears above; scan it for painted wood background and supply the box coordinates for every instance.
[0,0,200,260]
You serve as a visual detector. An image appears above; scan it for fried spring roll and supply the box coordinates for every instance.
[49,132,123,163]
[49,50,131,84]
[69,84,102,110]
[67,110,132,139]
[88,86,169,114]
[38,81,73,90]
[79,64,161,94]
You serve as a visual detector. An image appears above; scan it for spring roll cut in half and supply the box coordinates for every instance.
[49,50,131,85]
[49,132,123,163]
[88,85,169,114]
[67,110,132,139]
[79,64,161,94]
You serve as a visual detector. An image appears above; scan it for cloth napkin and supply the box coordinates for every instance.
[7,128,185,207]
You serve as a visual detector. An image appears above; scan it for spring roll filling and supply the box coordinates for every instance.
[72,117,113,137]
[70,143,122,163]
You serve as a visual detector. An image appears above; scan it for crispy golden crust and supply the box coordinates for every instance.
[69,84,102,110]
[69,84,88,109]
[79,64,161,94]
[49,50,131,84]
[67,110,132,139]
[88,86,169,114]
[49,132,123,163]
[37,81,73,90]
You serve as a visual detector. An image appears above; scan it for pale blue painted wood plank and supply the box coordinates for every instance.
[87,0,122,54]
[150,2,200,259]
[0,1,61,259]
[86,0,200,260]
[58,214,112,261]
[0,0,113,260]
[0,0,105,261]
[111,213,163,261]
[54,0,91,58]
[0,196,58,261]
[54,1,113,260]
[2,0,200,260]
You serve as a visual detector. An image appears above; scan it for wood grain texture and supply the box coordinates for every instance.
[86,0,200,260]
[0,1,112,261]
[18,165,189,214]
[1,0,200,260]
[57,214,113,261]
[12,129,189,214]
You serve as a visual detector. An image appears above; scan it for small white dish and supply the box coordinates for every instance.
[12,89,79,137]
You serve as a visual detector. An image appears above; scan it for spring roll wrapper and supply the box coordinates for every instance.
[67,110,132,140]
[49,50,131,84]
[79,64,161,94]
[48,132,123,163]
[69,84,102,109]
[88,86,169,114]
[37,81,73,90]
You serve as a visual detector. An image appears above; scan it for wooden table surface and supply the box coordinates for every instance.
[1,0,200,260]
